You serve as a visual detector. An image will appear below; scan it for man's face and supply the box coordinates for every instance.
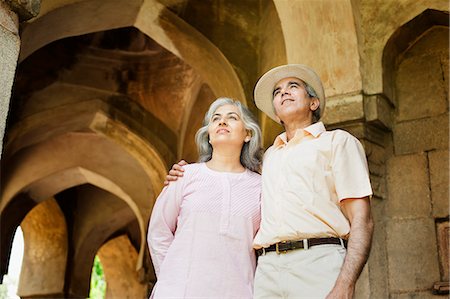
[272,77,317,124]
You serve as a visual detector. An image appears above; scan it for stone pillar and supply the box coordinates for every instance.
[323,92,394,299]
[0,0,40,157]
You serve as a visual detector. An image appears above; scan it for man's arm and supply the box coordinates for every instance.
[326,197,374,299]
[163,160,187,185]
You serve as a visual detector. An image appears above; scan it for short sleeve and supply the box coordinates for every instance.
[331,131,373,201]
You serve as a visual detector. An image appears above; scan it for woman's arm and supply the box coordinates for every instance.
[147,181,183,277]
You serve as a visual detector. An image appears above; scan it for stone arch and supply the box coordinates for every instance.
[19,0,246,105]
[383,9,449,296]
[1,167,149,297]
[61,184,142,296]
[1,127,165,275]
[18,198,68,298]
[97,235,148,298]
[382,9,449,104]
[180,83,215,163]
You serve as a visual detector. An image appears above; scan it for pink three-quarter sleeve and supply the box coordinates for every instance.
[147,179,184,278]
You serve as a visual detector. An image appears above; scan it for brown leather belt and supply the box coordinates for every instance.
[256,237,347,256]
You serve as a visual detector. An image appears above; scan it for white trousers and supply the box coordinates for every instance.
[254,244,346,299]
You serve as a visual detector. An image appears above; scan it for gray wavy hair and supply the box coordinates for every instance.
[195,97,263,173]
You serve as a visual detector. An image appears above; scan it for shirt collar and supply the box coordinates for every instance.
[273,122,326,147]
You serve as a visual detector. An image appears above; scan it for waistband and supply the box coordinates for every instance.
[256,237,347,256]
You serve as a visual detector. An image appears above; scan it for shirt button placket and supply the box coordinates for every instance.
[219,175,231,234]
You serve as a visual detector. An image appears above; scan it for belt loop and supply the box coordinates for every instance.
[303,239,309,250]
[339,238,345,248]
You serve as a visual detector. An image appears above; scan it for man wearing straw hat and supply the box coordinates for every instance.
[252,64,373,298]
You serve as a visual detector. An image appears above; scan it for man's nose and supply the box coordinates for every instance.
[281,88,290,96]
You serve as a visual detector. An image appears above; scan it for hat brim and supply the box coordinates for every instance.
[253,64,325,124]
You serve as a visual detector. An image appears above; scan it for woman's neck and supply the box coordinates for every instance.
[207,150,245,173]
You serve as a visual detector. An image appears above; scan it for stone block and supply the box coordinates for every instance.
[393,114,448,155]
[367,198,389,298]
[429,150,449,218]
[386,218,440,292]
[355,265,369,299]
[442,53,449,100]
[386,153,431,218]
[0,20,20,157]
[435,221,449,281]
[364,141,386,165]
[370,174,385,199]
[4,0,40,21]
[395,28,448,122]
[390,291,443,299]
[364,94,393,130]
[322,93,364,125]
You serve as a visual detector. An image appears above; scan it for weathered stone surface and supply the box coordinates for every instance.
[435,221,449,281]
[322,93,364,125]
[5,0,40,21]
[367,198,389,299]
[18,198,66,297]
[386,153,431,218]
[390,291,445,299]
[393,113,449,155]
[370,174,385,199]
[274,0,362,97]
[0,4,19,157]
[442,53,449,100]
[355,265,370,299]
[0,1,18,34]
[395,28,448,122]
[354,0,448,95]
[364,94,394,130]
[98,235,147,299]
[386,218,440,292]
[428,150,449,218]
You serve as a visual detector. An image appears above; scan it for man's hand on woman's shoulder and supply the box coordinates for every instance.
[164,160,188,185]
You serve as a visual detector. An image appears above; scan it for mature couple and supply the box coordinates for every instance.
[147,64,374,299]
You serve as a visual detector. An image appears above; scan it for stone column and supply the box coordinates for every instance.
[0,0,40,157]
[323,92,394,299]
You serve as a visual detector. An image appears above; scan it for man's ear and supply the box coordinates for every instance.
[310,98,320,111]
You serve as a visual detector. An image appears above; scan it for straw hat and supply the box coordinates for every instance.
[253,64,325,123]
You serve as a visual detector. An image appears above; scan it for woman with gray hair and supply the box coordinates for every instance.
[148,97,263,299]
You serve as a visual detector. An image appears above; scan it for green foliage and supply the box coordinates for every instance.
[89,255,107,299]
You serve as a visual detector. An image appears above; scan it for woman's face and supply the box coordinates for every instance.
[208,104,250,149]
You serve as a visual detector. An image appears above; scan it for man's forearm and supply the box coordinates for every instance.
[329,211,374,298]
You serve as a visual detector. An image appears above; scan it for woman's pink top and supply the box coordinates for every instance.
[148,163,261,298]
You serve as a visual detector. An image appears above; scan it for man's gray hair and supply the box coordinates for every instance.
[195,97,263,173]
[304,83,321,123]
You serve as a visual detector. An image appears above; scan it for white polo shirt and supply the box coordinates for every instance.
[253,122,372,249]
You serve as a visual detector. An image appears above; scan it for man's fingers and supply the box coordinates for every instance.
[169,169,183,176]
[173,164,185,172]
[179,160,188,166]
[165,175,180,182]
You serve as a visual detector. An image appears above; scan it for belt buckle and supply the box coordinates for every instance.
[275,241,288,254]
